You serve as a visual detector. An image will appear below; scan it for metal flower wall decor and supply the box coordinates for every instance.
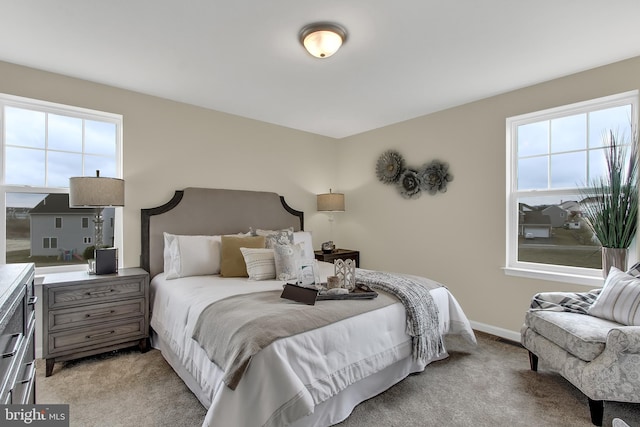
[375,150,453,199]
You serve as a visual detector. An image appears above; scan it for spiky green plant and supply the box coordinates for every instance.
[580,131,638,248]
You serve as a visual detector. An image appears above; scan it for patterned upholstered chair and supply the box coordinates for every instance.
[521,267,640,426]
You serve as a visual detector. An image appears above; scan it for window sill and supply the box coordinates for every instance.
[503,267,604,288]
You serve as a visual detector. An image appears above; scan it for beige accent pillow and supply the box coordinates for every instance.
[220,235,265,277]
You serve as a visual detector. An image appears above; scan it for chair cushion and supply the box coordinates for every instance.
[524,310,622,361]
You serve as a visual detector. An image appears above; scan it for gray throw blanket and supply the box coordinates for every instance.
[529,289,601,314]
[192,289,397,390]
[356,270,444,362]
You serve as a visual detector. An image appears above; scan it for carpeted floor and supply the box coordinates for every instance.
[37,332,639,427]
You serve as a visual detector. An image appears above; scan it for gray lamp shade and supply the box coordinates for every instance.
[317,191,345,212]
[69,176,125,207]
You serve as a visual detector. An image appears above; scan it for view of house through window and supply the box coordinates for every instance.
[507,91,638,281]
[1,94,122,269]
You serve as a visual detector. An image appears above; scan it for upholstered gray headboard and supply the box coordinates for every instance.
[141,188,304,278]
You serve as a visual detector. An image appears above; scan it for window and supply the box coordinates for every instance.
[506,91,638,286]
[43,237,58,249]
[1,94,123,272]
[83,237,92,244]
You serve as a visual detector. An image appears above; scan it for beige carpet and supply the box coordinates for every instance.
[37,332,639,427]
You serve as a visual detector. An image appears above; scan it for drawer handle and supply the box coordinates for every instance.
[85,310,115,318]
[19,361,36,384]
[1,333,23,358]
[28,296,38,306]
[87,289,115,296]
[86,330,115,339]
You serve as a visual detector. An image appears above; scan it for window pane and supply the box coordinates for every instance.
[85,120,116,156]
[518,121,548,157]
[5,107,45,149]
[550,151,586,188]
[517,195,601,269]
[5,147,45,186]
[588,148,608,183]
[589,105,632,148]
[84,155,116,178]
[47,151,82,187]
[48,114,82,152]
[518,157,548,190]
[550,114,586,153]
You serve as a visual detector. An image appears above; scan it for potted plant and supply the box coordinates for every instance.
[580,130,638,277]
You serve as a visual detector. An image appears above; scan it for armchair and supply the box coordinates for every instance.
[521,267,640,426]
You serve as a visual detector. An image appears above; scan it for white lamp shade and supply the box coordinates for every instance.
[69,176,125,207]
[317,192,345,212]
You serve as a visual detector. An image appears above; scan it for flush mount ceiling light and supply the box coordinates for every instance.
[299,23,347,58]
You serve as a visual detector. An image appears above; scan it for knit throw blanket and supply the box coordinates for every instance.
[529,289,602,314]
[356,270,444,362]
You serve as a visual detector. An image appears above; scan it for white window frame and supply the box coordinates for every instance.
[505,90,639,287]
[82,217,89,229]
[0,93,123,274]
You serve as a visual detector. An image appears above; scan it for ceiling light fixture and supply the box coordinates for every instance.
[299,22,347,59]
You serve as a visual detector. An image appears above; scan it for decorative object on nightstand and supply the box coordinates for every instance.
[41,267,149,377]
[69,170,124,275]
[314,248,360,268]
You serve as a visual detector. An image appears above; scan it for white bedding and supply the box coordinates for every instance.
[150,261,476,427]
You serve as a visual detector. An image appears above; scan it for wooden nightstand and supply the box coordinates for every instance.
[42,267,149,377]
[314,249,360,267]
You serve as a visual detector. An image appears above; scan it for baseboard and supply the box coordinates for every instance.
[470,320,521,343]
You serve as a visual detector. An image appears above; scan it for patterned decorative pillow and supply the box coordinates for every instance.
[220,235,266,277]
[239,248,276,281]
[255,227,294,249]
[273,243,305,281]
[588,266,640,326]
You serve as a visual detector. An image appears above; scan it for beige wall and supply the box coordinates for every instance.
[338,56,640,338]
[2,56,640,339]
[0,60,340,269]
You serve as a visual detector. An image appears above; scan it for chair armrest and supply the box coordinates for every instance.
[606,327,640,353]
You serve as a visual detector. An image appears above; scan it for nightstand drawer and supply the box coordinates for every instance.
[48,278,145,309]
[48,318,146,355]
[48,298,146,331]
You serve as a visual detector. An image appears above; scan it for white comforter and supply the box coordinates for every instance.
[150,261,475,427]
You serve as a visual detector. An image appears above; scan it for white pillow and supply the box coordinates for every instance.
[273,243,306,281]
[239,247,276,281]
[163,233,222,279]
[293,231,314,259]
[588,266,640,326]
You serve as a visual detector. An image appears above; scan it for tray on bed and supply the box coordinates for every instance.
[281,283,378,304]
[317,283,378,300]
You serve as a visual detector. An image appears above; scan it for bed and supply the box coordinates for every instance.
[141,187,476,427]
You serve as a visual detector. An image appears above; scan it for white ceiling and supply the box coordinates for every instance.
[2,1,640,139]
